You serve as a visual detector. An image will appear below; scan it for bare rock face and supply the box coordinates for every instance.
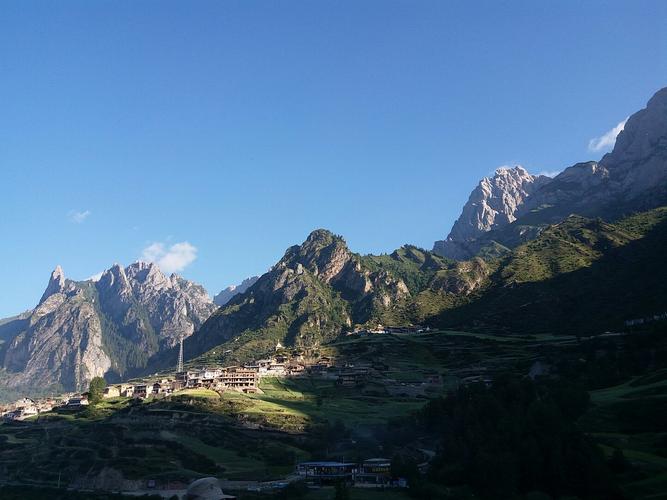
[431,258,490,295]
[124,261,216,348]
[434,87,667,260]
[214,276,260,306]
[189,229,410,358]
[39,265,67,304]
[0,263,217,392]
[434,166,551,259]
[518,87,667,220]
[278,229,410,309]
[4,276,111,391]
[603,87,667,198]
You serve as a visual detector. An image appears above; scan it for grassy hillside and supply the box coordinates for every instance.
[361,245,452,294]
[3,327,666,497]
[180,235,473,368]
[436,207,667,335]
[181,207,667,369]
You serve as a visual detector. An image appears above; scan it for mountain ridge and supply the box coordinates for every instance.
[213,276,260,306]
[0,262,217,392]
[434,86,667,260]
[433,166,551,259]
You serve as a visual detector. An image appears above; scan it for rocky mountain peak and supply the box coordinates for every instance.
[279,229,350,283]
[126,260,160,276]
[2,261,217,392]
[611,86,667,161]
[495,165,528,176]
[599,86,667,198]
[38,265,67,305]
[213,276,260,306]
[52,264,65,280]
[98,263,132,294]
[125,261,171,291]
[304,228,336,245]
[516,86,667,222]
[433,166,551,259]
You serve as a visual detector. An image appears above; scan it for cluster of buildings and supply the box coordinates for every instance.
[624,311,667,327]
[1,397,45,421]
[1,343,444,421]
[0,354,335,419]
[99,354,331,401]
[296,458,407,487]
[102,366,261,400]
[348,324,429,336]
[109,353,337,400]
[1,395,90,421]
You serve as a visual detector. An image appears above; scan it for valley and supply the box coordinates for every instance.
[1,84,666,499]
[2,326,667,499]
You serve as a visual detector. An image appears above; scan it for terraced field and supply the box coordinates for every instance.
[1,328,665,499]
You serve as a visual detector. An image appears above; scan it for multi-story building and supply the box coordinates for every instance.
[296,462,357,484]
[133,384,148,398]
[356,458,392,485]
[221,367,258,392]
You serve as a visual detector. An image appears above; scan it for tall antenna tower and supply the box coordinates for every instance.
[177,335,184,373]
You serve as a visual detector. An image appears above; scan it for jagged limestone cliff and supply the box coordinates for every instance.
[214,276,260,306]
[186,230,412,362]
[0,262,217,392]
[435,86,667,260]
[433,166,551,259]
[518,87,667,221]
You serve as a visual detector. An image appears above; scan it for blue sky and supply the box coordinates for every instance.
[1,1,666,317]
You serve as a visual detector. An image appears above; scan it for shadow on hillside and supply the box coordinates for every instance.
[434,216,667,336]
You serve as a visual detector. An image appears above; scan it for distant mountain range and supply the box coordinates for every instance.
[185,229,415,363]
[433,166,551,259]
[433,87,667,260]
[0,262,216,393]
[213,276,260,306]
[179,85,667,367]
[1,86,666,397]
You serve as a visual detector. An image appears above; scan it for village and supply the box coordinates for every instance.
[0,354,321,421]
[0,324,441,422]
[0,326,579,498]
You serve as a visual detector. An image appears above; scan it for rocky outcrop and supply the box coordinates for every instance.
[431,258,490,295]
[602,87,667,199]
[125,261,215,348]
[0,263,217,391]
[275,229,410,310]
[187,229,411,360]
[435,87,667,260]
[4,280,112,391]
[434,166,551,259]
[214,276,260,306]
[39,265,67,304]
[518,87,667,220]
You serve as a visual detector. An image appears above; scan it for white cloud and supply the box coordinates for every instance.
[141,241,198,274]
[588,118,628,153]
[68,210,91,223]
[538,170,562,178]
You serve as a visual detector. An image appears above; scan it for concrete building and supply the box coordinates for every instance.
[296,461,357,484]
[221,367,258,391]
[65,397,89,408]
[120,384,135,397]
[133,384,148,398]
[356,458,392,485]
[103,385,121,398]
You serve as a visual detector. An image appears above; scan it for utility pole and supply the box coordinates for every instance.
[177,335,184,373]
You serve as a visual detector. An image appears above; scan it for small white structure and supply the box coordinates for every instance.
[185,477,236,499]
[65,397,89,408]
